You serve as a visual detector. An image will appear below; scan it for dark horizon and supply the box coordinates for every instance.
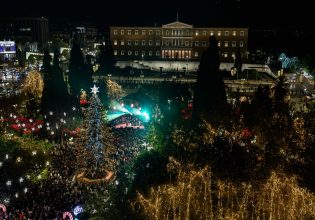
[3,0,313,29]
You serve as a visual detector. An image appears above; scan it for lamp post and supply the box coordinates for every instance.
[140,74,144,83]
[186,55,189,76]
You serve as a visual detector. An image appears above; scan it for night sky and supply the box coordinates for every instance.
[2,0,313,28]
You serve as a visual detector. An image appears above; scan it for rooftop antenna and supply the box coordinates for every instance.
[176,10,179,21]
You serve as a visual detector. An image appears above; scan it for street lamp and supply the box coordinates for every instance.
[186,55,189,76]
[140,74,144,83]
[107,74,112,80]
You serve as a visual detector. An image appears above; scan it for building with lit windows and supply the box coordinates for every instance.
[110,20,248,62]
[0,17,49,50]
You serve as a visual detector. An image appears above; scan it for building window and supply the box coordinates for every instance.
[121,50,125,55]
[128,50,132,55]
[114,50,117,55]
[240,31,244,36]
[135,51,139,56]
[233,31,237,36]
[232,41,236,47]
[195,31,199,36]
[185,41,189,46]
[156,30,160,35]
[141,51,145,56]
[203,31,207,36]
[218,42,221,47]
[194,51,198,57]
[128,40,131,46]
[135,30,139,35]
[240,41,244,47]
[165,41,169,46]
[135,40,138,46]
[142,40,146,46]
[224,53,228,58]
[166,30,169,35]
[121,40,125,46]
[149,40,153,46]
[156,51,160,56]
[114,40,118,46]
[156,41,160,46]
[224,41,228,47]
[225,31,229,36]
[142,30,146,35]
[121,30,124,35]
[195,41,199,46]
[128,30,131,35]
[113,30,118,35]
[202,41,207,47]
[210,31,214,36]
[149,51,152,56]
[232,53,235,58]
[218,31,221,36]
[149,30,153,35]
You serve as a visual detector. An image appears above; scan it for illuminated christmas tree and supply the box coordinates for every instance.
[75,85,115,181]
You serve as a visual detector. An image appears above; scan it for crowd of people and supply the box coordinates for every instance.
[113,127,148,166]
[111,114,144,129]
[1,116,149,219]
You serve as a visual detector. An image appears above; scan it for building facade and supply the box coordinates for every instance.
[0,17,49,50]
[50,22,99,48]
[110,20,248,62]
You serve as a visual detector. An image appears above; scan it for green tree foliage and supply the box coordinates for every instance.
[22,71,44,115]
[272,75,290,115]
[68,43,85,98]
[51,49,69,112]
[75,89,116,178]
[97,41,116,76]
[193,36,227,122]
[40,50,53,114]
[41,49,69,116]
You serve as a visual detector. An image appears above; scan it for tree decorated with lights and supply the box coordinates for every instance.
[75,85,115,181]
[71,85,116,216]
[22,71,44,115]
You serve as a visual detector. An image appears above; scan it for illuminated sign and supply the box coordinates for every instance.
[73,205,84,216]
[63,211,74,220]
[0,41,16,54]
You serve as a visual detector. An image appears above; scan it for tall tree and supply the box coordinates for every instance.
[73,85,116,216]
[51,49,69,113]
[83,55,94,92]
[40,50,53,114]
[272,75,290,114]
[75,85,116,178]
[68,43,85,99]
[23,71,44,115]
[97,41,116,75]
[193,36,227,121]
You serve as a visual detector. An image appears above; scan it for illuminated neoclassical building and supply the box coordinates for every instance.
[110,20,248,62]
